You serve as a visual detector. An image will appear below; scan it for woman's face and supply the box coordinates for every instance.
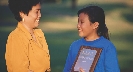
[77,13,98,39]
[23,3,41,29]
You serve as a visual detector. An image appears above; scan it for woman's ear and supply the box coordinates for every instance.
[19,12,24,18]
[93,22,99,29]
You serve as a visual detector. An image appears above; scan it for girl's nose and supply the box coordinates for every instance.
[77,23,80,28]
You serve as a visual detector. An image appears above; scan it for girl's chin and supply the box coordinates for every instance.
[78,34,84,37]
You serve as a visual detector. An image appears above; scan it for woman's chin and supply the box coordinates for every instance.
[34,23,39,28]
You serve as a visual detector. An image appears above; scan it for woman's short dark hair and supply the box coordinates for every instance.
[77,6,110,40]
[8,0,41,21]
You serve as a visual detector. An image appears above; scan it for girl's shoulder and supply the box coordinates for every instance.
[100,37,114,45]
[99,37,116,50]
[71,38,83,45]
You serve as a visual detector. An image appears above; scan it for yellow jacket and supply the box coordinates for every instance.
[5,22,50,72]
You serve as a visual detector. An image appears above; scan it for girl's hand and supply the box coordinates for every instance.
[79,68,85,72]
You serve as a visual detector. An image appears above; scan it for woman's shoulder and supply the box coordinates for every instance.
[8,28,20,37]
[7,28,22,42]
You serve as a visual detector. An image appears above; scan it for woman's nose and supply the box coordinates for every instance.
[38,11,41,18]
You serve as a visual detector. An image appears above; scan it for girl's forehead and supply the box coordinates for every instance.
[78,13,89,20]
[79,13,88,17]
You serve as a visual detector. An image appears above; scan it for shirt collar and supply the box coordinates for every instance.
[17,22,43,40]
[17,22,33,40]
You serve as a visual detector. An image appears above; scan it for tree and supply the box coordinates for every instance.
[71,0,77,9]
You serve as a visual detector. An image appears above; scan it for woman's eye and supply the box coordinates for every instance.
[81,22,84,23]
[36,11,39,14]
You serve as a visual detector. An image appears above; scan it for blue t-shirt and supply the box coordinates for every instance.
[63,36,120,72]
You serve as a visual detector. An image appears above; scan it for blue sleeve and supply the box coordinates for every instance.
[105,43,120,72]
[63,43,78,72]
[63,46,73,72]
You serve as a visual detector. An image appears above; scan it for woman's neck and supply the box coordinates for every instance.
[20,21,37,42]
[20,21,34,34]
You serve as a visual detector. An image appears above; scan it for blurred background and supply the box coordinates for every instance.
[0,0,133,72]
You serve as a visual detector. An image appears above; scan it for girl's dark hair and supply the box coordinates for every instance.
[77,6,110,40]
[8,0,41,22]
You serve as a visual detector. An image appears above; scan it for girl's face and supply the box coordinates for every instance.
[77,13,98,39]
[23,3,41,29]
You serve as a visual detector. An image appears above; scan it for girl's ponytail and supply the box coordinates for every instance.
[98,24,110,40]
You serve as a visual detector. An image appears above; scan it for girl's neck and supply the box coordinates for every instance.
[84,34,100,41]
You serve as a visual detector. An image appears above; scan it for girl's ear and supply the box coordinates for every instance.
[93,22,99,29]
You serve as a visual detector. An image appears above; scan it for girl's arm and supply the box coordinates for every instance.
[105,44,120,72]
[63,45,74,72]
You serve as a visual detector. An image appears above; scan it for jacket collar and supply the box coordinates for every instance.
[17,22,43,40]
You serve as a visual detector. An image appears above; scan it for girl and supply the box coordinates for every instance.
[63,6,120,72]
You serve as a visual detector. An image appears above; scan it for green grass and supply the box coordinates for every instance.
[0,0,133,72]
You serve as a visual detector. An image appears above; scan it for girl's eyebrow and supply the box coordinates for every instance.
[36,8,41,11]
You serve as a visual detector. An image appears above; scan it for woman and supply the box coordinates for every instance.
[63,6,120,72]
[5,0,50,72]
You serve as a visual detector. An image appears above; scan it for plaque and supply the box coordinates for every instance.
[71,46,102,72]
